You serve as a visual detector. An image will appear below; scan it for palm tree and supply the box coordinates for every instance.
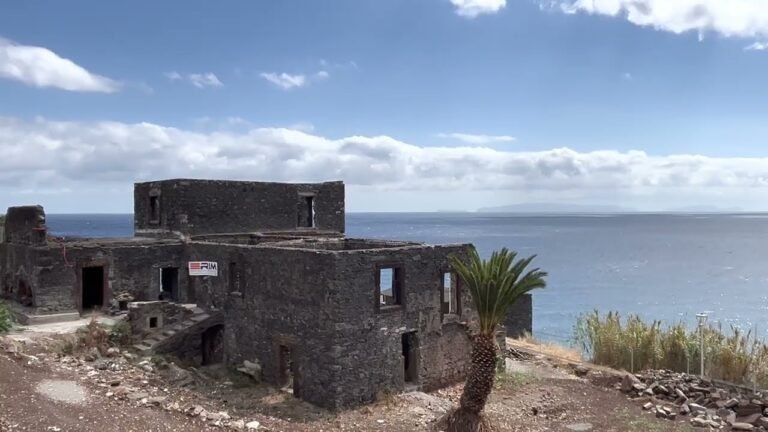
[438,248,547,432]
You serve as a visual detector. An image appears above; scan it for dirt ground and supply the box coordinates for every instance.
[0,326,698,432]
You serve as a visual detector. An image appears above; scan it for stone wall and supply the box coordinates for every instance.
[185,242,339,407]
[127,301,194,337]
[504,293,532,338]
[134,179,345,236]
[324,243,474,409]
[1,236,186,315]
[4,206,47,246]
[419,322,473,391]
[0,242,45,309]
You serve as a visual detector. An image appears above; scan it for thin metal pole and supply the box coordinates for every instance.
[700,324,704,376]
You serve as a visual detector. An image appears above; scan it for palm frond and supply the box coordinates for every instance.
[451,247,547,335]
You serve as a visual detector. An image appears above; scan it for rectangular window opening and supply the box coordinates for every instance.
[229,262,241,293]
[378,266,403,307]
[443,272,460,316]
[297,195,315,228]
[149,316,158,328]
[149,195,160,224]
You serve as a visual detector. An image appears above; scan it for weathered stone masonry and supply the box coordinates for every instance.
[0,178,534,410]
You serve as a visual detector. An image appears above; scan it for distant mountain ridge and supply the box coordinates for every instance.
[477,203,748,214]
[477,203,633,213]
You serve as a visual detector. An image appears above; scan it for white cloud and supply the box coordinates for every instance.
[0,37,119,92]
[437,132,516,145]
[450,0,506,18]
[558,0,768,38]
[189,73,222,88]
[165,71,223,88]
[745,41,768,50]
[315,70,330,80]
[623,72,633,80]
[260,72,307,90]
[3,116,768,211]
[164,71,182,81]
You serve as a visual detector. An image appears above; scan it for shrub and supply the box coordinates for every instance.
[76,317,110,353]
[574,310,768,387]
[0,301,12,334]
[109,320,133,346]
[54,317,110,355]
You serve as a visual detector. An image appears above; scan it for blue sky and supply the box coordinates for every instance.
[2,0,768,212]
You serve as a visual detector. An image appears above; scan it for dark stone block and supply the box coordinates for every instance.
[504,293,532,338]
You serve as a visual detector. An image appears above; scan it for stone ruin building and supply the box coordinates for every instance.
[0,179,532,409]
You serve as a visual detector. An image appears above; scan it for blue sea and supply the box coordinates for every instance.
[45,213,768,344]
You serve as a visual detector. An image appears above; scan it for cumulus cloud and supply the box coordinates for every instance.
[450,0,506,18]
[165,71,223,88]
[0,37,119,92]
[437,133,516,145]
[745,41,768,50]
[260,72,306,89]
[558,0,768,38]
[2,116,768,207]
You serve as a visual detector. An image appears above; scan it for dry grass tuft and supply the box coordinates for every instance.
[54,317,111,355]
[510,332,583,363]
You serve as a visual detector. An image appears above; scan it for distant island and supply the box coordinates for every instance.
[477,203,746,214]
[477,203,633,213]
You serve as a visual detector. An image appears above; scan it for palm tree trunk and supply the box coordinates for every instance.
[437,332,499,431]
[459,332,498,414]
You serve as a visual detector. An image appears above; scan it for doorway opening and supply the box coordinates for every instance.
[201,324,224,366]
[402,331,418,384]
[298,195,315,228]
[81,266,104,310]
[278,344,301,397]
[160,267,179,302]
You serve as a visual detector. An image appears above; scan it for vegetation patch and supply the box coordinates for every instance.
[108,320,133,346]
[494,370,537,390]
[54,317,112,355]
[0,302,13,335]
[575,310,768,387]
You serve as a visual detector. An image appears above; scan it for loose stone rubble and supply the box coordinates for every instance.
[33,344,269,430]
[621,369,768,430]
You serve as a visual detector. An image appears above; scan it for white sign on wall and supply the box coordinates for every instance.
[188,261,218,277]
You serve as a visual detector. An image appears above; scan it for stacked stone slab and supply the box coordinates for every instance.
[622,370,768,430]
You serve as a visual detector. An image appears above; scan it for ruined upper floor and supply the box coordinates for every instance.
[134,179,345,237]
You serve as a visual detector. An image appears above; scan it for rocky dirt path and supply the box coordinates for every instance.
[0,353,209,432]
[0,325,704,432]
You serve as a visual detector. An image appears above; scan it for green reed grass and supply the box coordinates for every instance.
[574,310,768,388]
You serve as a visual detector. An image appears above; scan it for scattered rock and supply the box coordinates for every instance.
[621,369,768,429]
[573,365,590,377]
[621,374,641,393]
[145,396,167,406]
[236,360,262,382]
[731,422,754,431]
[245,421,260,430]
[84,347,100,362]
[126,391,149,401]
[186,405,204,417]
[565,423,593,432]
